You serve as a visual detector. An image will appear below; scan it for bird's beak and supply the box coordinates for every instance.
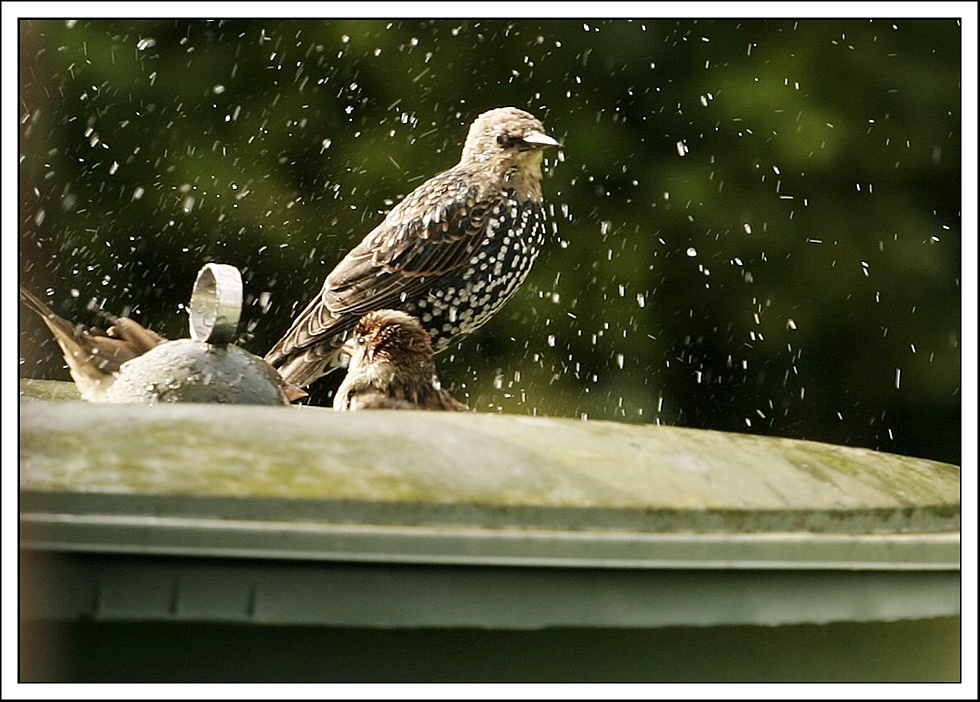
[283,383,309,402]
[522,131,561,149]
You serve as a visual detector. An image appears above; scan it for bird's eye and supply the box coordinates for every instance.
[356,336,367,345]
[496,133,510,146]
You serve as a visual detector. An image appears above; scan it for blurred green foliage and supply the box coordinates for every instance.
[18,19,961,463]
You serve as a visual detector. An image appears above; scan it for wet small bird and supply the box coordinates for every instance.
[20,287,308,403]
[333,309,468,412]
[265,106,560,391]
[19,287,166,402]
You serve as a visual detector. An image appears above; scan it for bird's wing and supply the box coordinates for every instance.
[102,316,167,352]
[20,287,164,371]
[272,172,493,357]
[324,178,491,315]
[20,287,167,400]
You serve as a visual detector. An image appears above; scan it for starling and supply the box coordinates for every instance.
[333,309,468,412]
[19,287,166,402]
[265,106,560,391]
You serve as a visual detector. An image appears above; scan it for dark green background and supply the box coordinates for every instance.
[18,19,961,464]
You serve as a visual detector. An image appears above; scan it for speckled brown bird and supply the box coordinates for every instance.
[333,309,468,412]
[265,106,560,391]
[19,287,166,402]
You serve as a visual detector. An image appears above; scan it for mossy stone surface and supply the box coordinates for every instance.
[19,379,959,535]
